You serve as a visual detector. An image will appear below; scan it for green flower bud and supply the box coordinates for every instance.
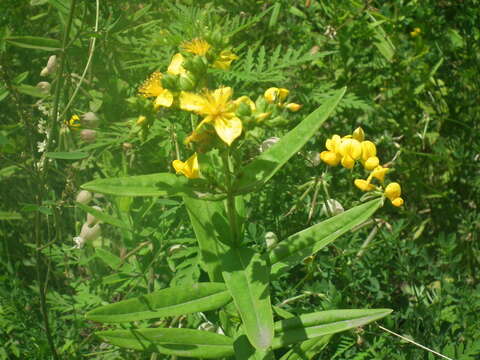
[161,73,179,91]
[236,102,252,117]
[179,73,197,91]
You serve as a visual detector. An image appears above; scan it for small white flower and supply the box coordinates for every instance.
[37,140,47,153]
[73,236,86,249]
[264,231,278,250]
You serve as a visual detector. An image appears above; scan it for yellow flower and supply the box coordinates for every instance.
[410,27,421,37]
[167,53,187,75]
[181,38,211,56]
[320,151,341,166]
[384,182,401,200]
[69,114,81,128]
[370,166,388,182]
[354,179,376,192]
[361,141,377,160]
[255,112,272,122]
[172,153,200,179]
[285,103,302,112]
[391,197,404,207]
[180,87,242,146]
[338,138,361,169]
[352,127,365,142]
[213,50,239,70]
[136,115,147,126]
[264,87,289,104]
[234,96,256,112]
[138,71,174,109]
[326,134,342,153]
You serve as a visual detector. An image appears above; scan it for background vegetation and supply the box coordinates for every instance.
[1,0,479,358]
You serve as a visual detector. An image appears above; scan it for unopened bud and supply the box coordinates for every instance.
[259,137,280,153]
[352,127,365,142]
[179,73,196,91]
[236,102,252,117]
[40,55,57,76]
[161,73,178,90]
[81,112,100,128]
[86,206,102,225]
[136,115,147,126]
[76,190,93,205]
[285,103,302,112]
[79,222,101,242]
[36,81,51,94]
[264,232,278,249]
[80,129,97,142]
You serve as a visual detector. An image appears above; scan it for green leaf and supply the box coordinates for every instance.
[45,151,88,160]
[97,328,234,358]
[184,197,231,282]
[76,202,131,231]
[270,198,383,279]
[279,335,331,360]
[95,248,122,270]
[15,84,47,98]
[234,334,276,360]
[6,36,61,51]
[86,283,231,323]
[221,247,274,350]
[233,87,346,194]
[273,309,392,348]
[81,173,211,198]
[0,211,22,220]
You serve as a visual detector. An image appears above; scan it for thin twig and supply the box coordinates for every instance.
[378,325,454,360]
[60,0,100,118]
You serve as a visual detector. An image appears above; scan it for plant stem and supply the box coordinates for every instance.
[222,149,239,245]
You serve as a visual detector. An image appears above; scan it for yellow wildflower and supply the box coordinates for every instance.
[385,182,404,207]
[410,27,421,37]
[320,151,341,166]
[354,179,376,192]
[285,103,302,112]
[371,166,388,182]
[172,153,200,179]
[138,71,174,109]
[180,87,242,146]
[167,53,187,75]
[69,114,81,128]
[181,38,211,56]
[264,87,289,104]
[136,115,147,126]
[338,138,362,169]
[213,50,239,70]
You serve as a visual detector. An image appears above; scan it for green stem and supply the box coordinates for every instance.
[321,170,333,217]
[221,149,239,245]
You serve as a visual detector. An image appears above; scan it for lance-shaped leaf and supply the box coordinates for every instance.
[222,247,274,350]
[184,197,231,282]
[6,36,61,51]
[234,334,276,360]
[270,198,382,279]
[82,173,192,197]
[86,283,231,323]
[97,328,234,359]
[76,202,131,231]
[233,87,346,194]
[273,308,392,348]
[279,335,331,360]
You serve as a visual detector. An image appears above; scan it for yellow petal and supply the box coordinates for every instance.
[341,155,355,169]
[234,96,256,111]
[361,141,377,161]
[326,134,342,152]
[181,38,211,56]
[354,179,376,192]
[364,156,380,171]
[320,151,340,166]
[372,166,388,182]
[264,87,279,103]
[179,91,207,113]
[385,182,401,200]
[172,153,200,179]
[211,86,233,105]
[391,197,404,207]
[167,53,186,75]
[339,139,362,160]
[213,50,239,70]
[139,71,164,97]
[213,116,242,146]
[285,103,302,112]
[154,89,174,109]
[278,88,289,101]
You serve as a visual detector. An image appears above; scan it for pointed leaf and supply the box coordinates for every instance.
[273,308,392,348]
[233,87,346,194]
[45,151,88,160]
[6,36,61,51]
[76,202,131,231]
[86,283,231,323]
[270,198,382,278]
[279,335,331,360]
[184,197,231,282]
[234,334,276,360]
[222,247,274,350]
[97,328,234,358]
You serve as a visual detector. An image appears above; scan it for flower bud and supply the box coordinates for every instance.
[285,103,302,112]
[86,206,102,225]
[81,112,100,128]
[36,81,51,94]
[80,222,101,242]
[391,197,404,207]
[236,102,252,117]
[264,231,278,249]
[76,190,93,205]
[384,182,401,200]
[136,115,147,126]
[40,55,57,76]
[179,73,197,91]
[161,73,178,90]
[80,129,97,142]
[364,156,380,170]
[184,56,208,74]
[354,179,375,192]
[352,127,365,142]
[259,137,280,153]
[320,151,340,166]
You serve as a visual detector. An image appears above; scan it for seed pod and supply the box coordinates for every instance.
[81,112,100,128]
[36,81,51,94]
[76,190,93,205]
[80,222,101,242]
[86,206,102,225]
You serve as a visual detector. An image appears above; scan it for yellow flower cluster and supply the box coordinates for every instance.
[264,87,302,112]
[320,127,404,207]
[410,27,421,37]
